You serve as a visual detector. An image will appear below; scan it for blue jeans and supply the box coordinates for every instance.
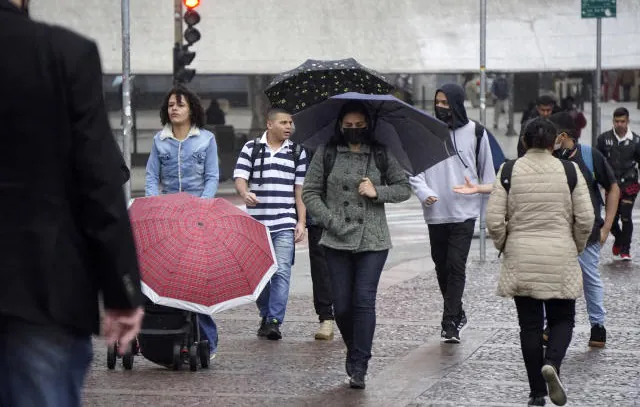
[197,315,218,354]
[325,248,389,373]
[578,241,606,326]
[257,229,295,324]
[0,316,92,407]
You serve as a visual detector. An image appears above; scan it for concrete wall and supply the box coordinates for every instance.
[32,0,640,74]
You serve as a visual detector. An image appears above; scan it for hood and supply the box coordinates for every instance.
[435,83,469,130]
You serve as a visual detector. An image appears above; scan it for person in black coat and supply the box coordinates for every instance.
[0,1,143,406]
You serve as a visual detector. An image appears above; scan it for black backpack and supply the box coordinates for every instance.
[322,143,389,191]
[248,137,304,185]
[499,158,578,194]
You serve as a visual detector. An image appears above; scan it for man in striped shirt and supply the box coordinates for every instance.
[233,108,307,340]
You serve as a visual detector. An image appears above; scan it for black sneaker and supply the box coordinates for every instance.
[441,321,460,344]
[265,319,282,340]
[257,317,268,337]
[349,370,366,389]
[456,310,468,333]
[527,396,546,406]
[588,324,606,348]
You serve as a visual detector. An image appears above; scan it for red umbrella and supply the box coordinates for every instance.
[128,193,276,314]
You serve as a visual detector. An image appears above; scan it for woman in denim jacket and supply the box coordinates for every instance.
[302,102,411,389]
[145,85,220,360]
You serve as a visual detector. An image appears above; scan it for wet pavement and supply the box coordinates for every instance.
[84,197,640,406]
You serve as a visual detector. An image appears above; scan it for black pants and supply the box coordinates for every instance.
[325,248,389,373]
[428,219,475,323]
[612,193,637,252]
[514,296,576,398]
[308,225,333,322]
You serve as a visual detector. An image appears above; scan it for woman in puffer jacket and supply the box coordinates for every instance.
[486,118,594,407]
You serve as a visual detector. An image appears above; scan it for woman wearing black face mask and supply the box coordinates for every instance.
[302,101,411,390]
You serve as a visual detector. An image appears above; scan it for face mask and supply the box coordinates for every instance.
[342,127,368,145]
[434,106,453,124]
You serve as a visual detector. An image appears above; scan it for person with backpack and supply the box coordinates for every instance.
[491,74,510,130]
[596,107,640,260]
[233,108,307,340]
[409,83,496,344]
[549,112,619,348]
[486,118,594,407]
[302,101,411,389]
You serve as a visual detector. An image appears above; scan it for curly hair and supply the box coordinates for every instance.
[159,85,206,128]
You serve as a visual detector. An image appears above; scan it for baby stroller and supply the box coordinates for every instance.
[106,296,210,371]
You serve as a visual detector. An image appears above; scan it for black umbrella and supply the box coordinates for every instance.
[292,93,454,175]
[265,58,393,114]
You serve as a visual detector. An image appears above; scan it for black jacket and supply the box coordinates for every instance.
[596,129,640,184]
[0,1,142,335]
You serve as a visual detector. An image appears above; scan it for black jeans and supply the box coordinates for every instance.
[325,248,389,373]
[428,219,475,323]
[514,296,576,398]
[612,193,637,252]
[308,225,333,321]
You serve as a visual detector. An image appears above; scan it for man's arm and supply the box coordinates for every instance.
[64,36,141,310]
[593,149,620,244]
[478,130,496,184]
[233,142,259,206]
[293,150,308,242]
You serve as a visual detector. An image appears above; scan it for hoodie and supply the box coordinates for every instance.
[409,84,496,224]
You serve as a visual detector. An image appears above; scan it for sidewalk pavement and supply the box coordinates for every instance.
[84,225,640,406]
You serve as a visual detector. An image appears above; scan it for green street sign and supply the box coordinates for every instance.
[582,0,616,18]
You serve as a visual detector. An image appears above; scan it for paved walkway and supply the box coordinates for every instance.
[84,201,640,406]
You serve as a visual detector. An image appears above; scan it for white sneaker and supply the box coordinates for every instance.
[314,320,334,340]
[541,364,567,406]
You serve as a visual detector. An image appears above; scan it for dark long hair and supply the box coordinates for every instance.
[159,85,206,128]
[522,118,557,150]
[331,101,373,145]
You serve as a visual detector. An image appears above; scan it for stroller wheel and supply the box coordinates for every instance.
[107,343,117,370]
[172,343,182,371]
[198,340,210,369]
[189,344,198,372]
[122,348,134,370]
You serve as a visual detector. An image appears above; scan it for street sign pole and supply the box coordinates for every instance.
[593,17,602,146]
[479,0,487,261]
[581,0,616,145]
[121,0,132,202]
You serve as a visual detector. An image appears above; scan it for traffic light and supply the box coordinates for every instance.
[173,0,201,84]
[173,44,196,83]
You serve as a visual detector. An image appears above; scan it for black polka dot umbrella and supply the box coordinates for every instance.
[264,58,394,114]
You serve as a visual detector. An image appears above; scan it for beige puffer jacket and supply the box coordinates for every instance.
[486,149,595,300]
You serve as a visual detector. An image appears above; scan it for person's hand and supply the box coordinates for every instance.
[453,177,479,195]
[242,191,260,207]
[423,196,439,206]
[358,178,378,199]
[103,307,144,355]
[294,221,306,243]
[600,225,611,245]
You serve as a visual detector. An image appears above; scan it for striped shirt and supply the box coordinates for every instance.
[233,132,307,232]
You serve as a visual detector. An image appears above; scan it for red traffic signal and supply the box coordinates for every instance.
[183,0,200,9]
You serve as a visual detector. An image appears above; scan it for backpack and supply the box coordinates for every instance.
[322,143,389,192]
[473,121,506,174]
[248,137,303,185]
[499,158,578,194]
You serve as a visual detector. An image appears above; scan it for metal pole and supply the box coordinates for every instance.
[174,0,183,44]
[479,0,487,261]
[592,17,602,146]
[506,73,517,136]
[121,0,132,202]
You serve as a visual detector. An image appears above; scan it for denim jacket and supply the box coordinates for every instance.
[145,126,219,197]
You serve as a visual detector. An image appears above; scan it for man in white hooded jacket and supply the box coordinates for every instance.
[410,83,495,343]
